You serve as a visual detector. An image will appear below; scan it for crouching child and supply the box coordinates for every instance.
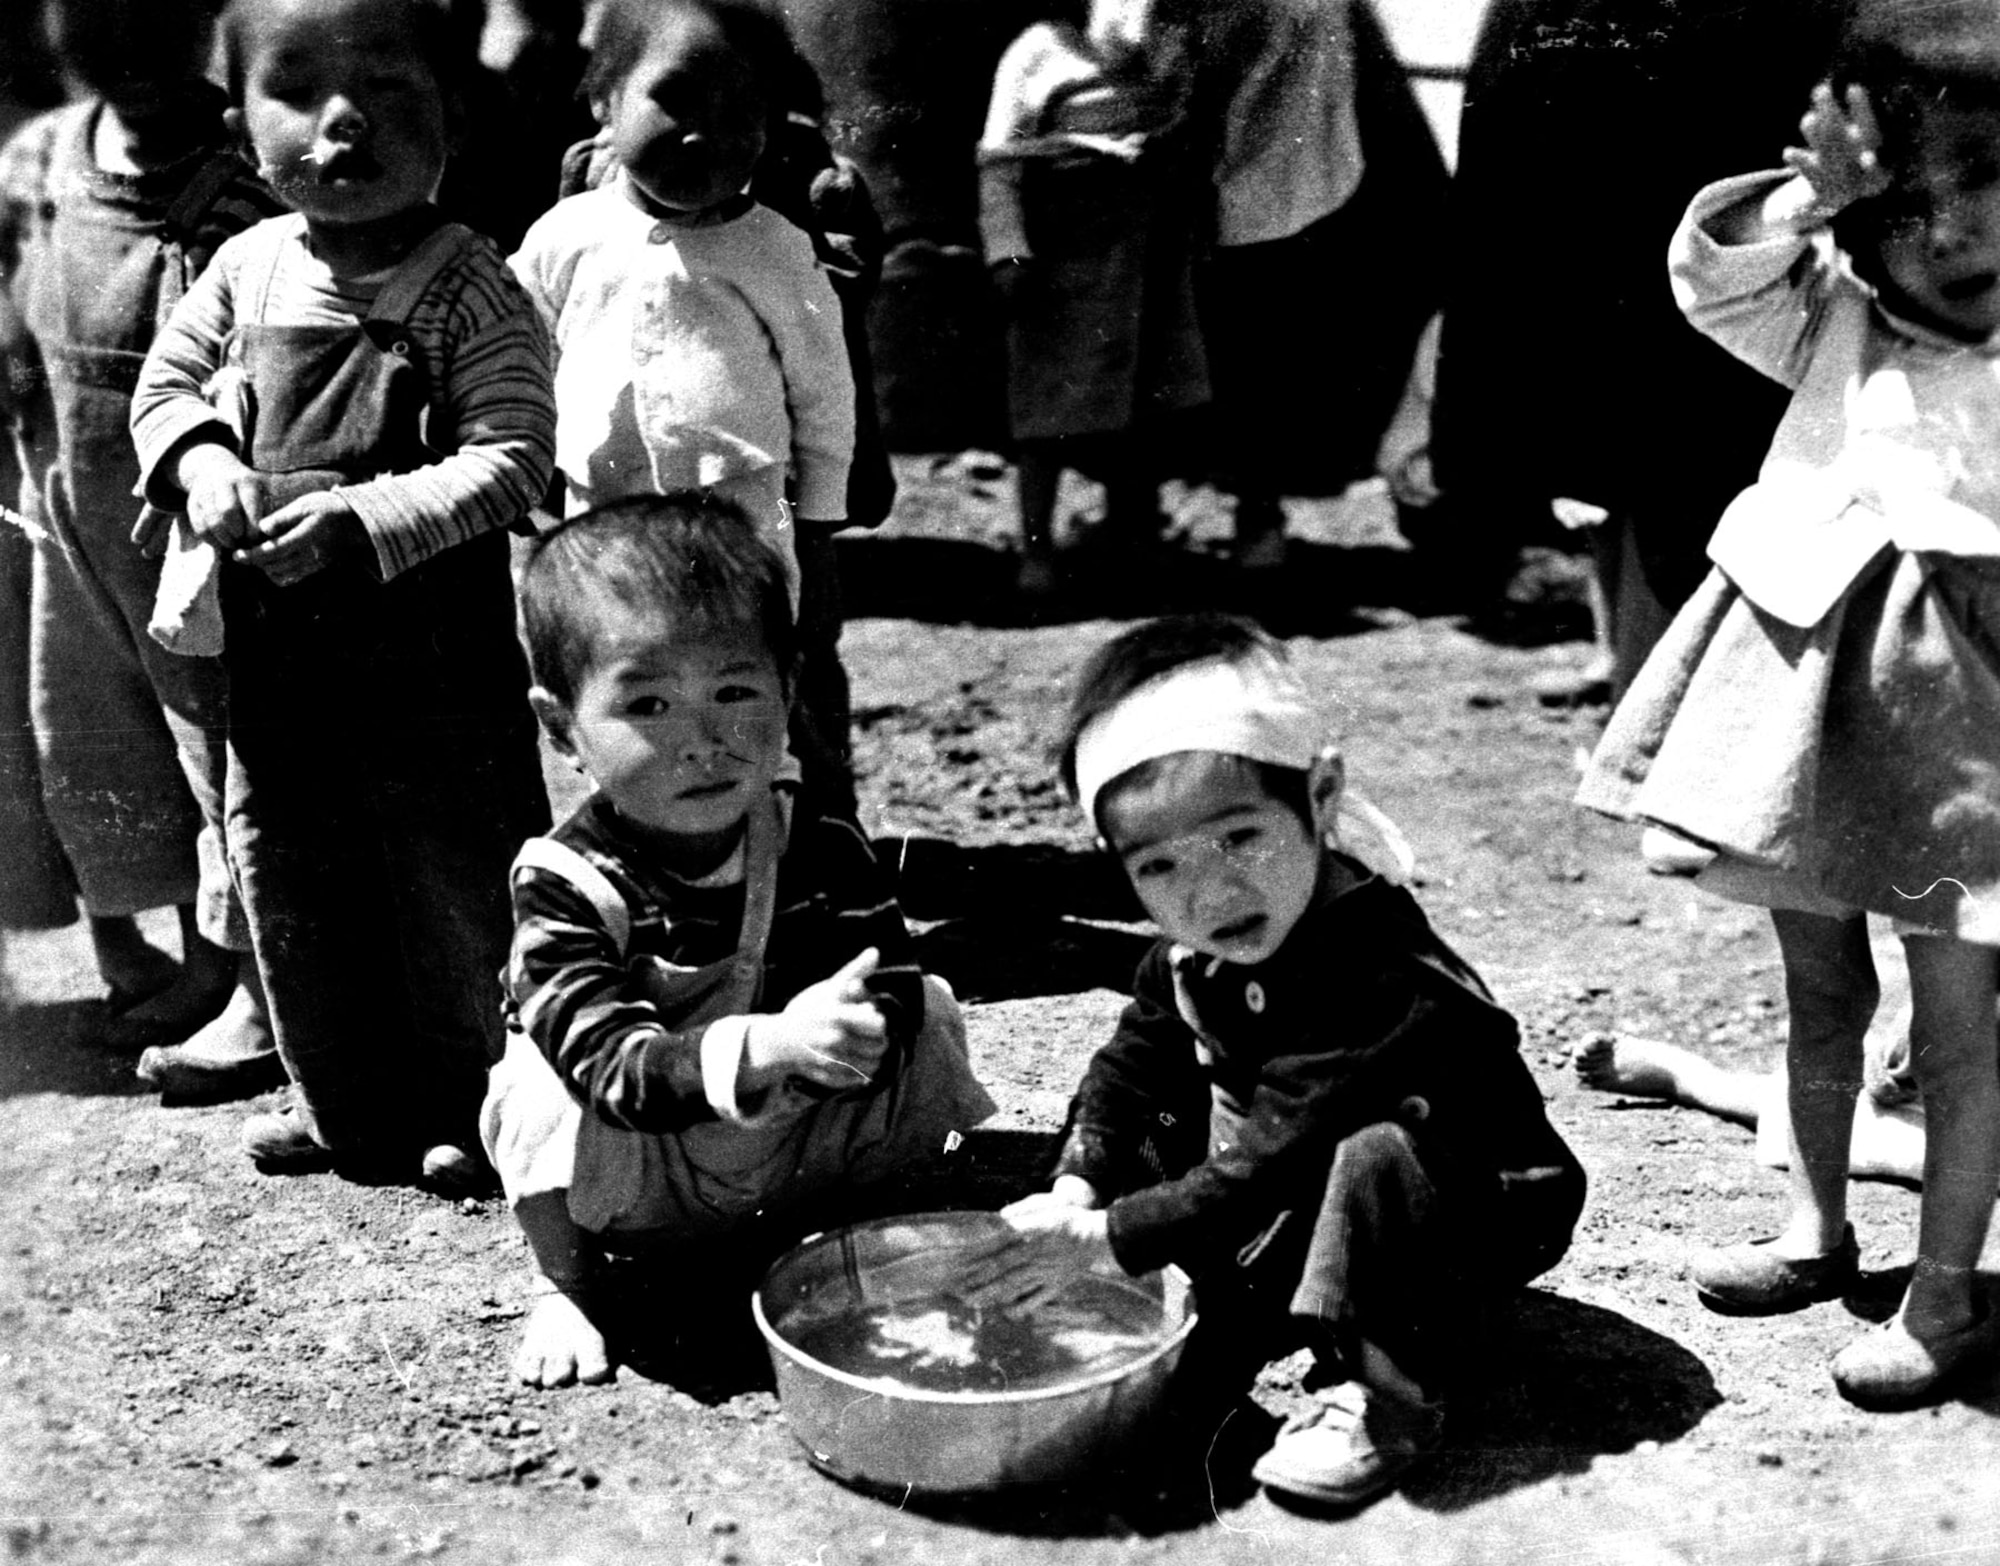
[972,614,1585,1506]
[482,494,995,1387]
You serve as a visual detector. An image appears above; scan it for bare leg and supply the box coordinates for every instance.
[1895,935,2000,1338]
[1769,909,1875,1258]
[104,905,235,1044]
[511,1190,613,1388]
[1573,1033,1770,1125]
[87,911,177,1003]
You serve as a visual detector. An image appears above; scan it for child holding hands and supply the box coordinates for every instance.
[482,496,993,1389]
[129,0,556,1183]
[975,615,1584,1507]
[1580,0,2000,1406]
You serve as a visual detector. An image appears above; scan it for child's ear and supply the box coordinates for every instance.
[528,687,581,767]
[1306,747,1346,846]
[222,106,257,172]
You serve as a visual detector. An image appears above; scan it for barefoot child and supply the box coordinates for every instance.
[971,615,1584,1507]
[130,0,556,1186]
[1579,0,2000,1406]
[0,0,284,1071]
[483,496,994,1389]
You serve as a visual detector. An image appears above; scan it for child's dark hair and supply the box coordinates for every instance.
[518,492,797,707]
[1054,612,1313,824]
[583,0,802,118]
[215,0,484,108]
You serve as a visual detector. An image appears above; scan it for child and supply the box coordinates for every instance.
[509,0,854,595]
[542,0,888,810]
[481,495,994,1389]
[977,0,1208,595]
[0,0,284,1070]
[971,615,1584,1507]
[1577,0,2000,1407]
[129,0,556,1185]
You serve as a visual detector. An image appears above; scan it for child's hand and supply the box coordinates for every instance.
[742,947,888,1093]
[235,493,365,586]
[179,445,268,551]
[1784,81,1891,224]
[956,1196,1115,1310]
[130,504,174,558]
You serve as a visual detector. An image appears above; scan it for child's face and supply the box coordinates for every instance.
[236,0,452,236]
[1872,103,2000,340]
[608,6,769,213]
[43,0,214,112]
[1099,751,1322,966]
[538,608,790,848]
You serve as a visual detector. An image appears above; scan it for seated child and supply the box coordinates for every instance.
[969,613,1586,1507]
[482,494,996,1388]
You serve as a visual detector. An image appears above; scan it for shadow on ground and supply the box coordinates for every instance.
[837,533,1590,647]
[1404,1290,1721,1512]
[0,999,148,1100]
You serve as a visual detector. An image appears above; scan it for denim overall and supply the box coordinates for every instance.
[9,105,246,928]
[218,222,547,1155]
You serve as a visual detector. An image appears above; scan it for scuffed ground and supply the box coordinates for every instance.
[4,459,1999,1565]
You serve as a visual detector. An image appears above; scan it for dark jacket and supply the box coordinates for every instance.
[1055,856,1585,1286]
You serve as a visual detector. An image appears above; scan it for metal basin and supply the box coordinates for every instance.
[752,1211,1197,1493]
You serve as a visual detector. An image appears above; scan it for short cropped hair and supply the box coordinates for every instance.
[1053,612,1313,824]
[215,0,483,107]
[582,0,800,114]
[518,492,797,708]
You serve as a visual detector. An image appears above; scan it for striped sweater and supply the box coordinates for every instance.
[506,790,924,1134]
[130,211,555,581]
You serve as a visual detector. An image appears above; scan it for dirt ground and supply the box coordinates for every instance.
[6,459,2000,1566]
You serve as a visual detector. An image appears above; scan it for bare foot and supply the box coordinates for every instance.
[514,1291,613,1388]
[171,972,273,1062]
[1573,1033,1685,1099]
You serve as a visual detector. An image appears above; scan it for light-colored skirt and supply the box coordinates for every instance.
[1577,551,2000,943]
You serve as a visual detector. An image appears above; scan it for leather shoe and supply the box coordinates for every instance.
[1691,1225,1859,1315]
[1832,1308,1999,1409]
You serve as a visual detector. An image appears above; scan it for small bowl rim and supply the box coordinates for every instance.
[750,1213,1199,1410]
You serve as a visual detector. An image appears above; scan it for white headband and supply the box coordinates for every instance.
[1071,651,1414,884]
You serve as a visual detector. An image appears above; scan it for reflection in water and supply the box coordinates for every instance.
[783,1276,1170,1395]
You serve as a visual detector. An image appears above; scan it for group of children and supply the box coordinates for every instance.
[6,0,2000,1518]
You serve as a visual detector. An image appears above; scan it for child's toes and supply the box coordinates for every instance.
[515,1294,612,1387]
[1571,1032,1615,1086]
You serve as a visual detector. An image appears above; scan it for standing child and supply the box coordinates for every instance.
[0,0,284,1068]
[1579,0,2000,1406]
[977,0,1208,595]
[971,615,1584,1507]
[482,495,994,1389]
[509,0,853,596]
[130,0,556,1186]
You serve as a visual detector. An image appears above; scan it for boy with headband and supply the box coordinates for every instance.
[967,614,1585,1507]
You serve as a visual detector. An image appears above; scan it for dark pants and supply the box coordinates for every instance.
[1175,1122,1486,1408]
[791,522,853,815]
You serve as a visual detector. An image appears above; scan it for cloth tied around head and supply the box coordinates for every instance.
[1071,649,1415,884]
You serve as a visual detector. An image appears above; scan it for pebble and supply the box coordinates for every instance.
[262,1440,297,1467]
